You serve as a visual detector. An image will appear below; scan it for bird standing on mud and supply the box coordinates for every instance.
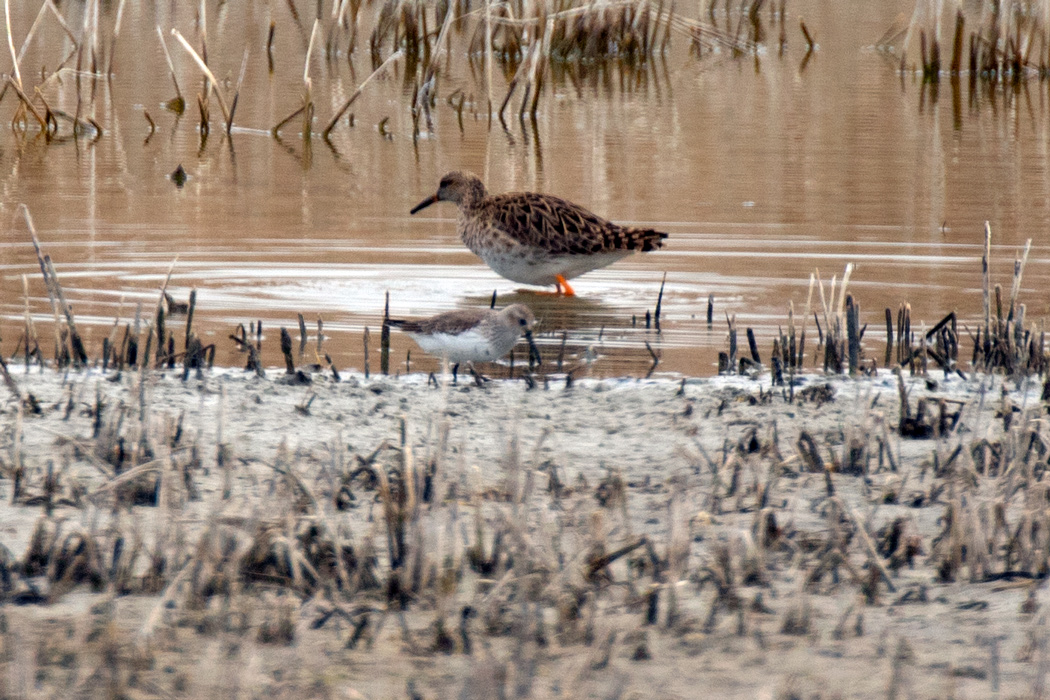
[387,304,541,383]
[410,171,668,296]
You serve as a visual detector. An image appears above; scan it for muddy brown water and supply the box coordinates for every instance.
[1,1,1048,378]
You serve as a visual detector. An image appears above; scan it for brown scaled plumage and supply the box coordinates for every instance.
[411,171,668,296]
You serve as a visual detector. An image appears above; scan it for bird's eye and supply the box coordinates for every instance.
[519,318,527,325]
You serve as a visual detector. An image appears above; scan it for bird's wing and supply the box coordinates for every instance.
[407,309,491,336]
[483,192,613,255]
[485,192,666,255]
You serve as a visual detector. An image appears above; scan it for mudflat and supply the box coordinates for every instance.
[0,365,1046,698]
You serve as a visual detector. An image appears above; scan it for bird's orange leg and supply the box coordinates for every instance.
[555,274,576,297]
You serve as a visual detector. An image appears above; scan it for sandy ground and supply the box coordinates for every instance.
[0,363,1048,699]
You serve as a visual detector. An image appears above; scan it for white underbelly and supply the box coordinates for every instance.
[409,329,513,364]
[479,250,633,286]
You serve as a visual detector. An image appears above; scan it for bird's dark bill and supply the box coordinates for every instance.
[410,194,438,215]
[525,331,542,367]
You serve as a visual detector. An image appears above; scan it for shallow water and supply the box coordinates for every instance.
[1,0,1048,378]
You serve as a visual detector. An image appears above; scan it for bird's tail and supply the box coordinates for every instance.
[621,227,669,252]
[386,319,419,332]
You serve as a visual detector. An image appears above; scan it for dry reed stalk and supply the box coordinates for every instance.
[267,19,276,73]
[228,47,250,134]
[149,257,179,369]
[798,273,814,368]
[327,0,345,56]
[23,205,86,366]
[303,19,321,139]
[499,45,530,123]
[413,4,457,134]
[1007,238,1032,321]
[363,326,371,378]
[982,221,992,355]
[4,77,47,134]
[155,26,185,112]
[90,0,101,74]
[381,291,391,375]
[270,105,305,136]
[846,295,860,375]
[171,29,231,126]
[3,0,22,92]
[799,18,814,52]
[44,260,65,365]
[106,0,127,75]
[322,49,402,138]
[814,269,831,345]
[527,18,553,117]
[72,0,91,105]
[949,10,964,74]
[197,0,209,66]
[0,354,27,406]
[20,274,38,367]
[837,262,853,317]
[486,0,495,115]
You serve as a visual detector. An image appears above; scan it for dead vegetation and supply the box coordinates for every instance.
[1,334,1049,695]
[879,0,1050,84]
[719,225,1049,418]
[1,0,798,147]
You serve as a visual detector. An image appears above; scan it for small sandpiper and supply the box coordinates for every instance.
[410,171,668,296]
[388,304,541,382]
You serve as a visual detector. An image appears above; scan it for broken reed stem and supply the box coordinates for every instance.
[322,49,403,138]
[304,19,320,85]
[21,274,37,366]
[22,204,86,366]
[150,257,179,369]
[89,0,100,74]
[884,307,893,367]
[846,295,860,375]
[228,46,250,134]
[271,105,306,136]
[170,29,231,125]
[155,25,184,107]
[267,20,276,73]
[814,269,831,339]
[982,222,992,342]
[44,255,86,365]
[485,0,494,115]
[654,272,666,332]
[799,273,815,368]
[1007,239,1032,322]
[363,326,371,378]
[799,19,814,52]
[949,10,964,75]
[301,19,320,139]
[837,263,853,317]
[746,327,760,364]
[185,289,197,349]
[5,76,48,133]
[197,0,208,67]
[381,292,391,375]
[0,354,26,402]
